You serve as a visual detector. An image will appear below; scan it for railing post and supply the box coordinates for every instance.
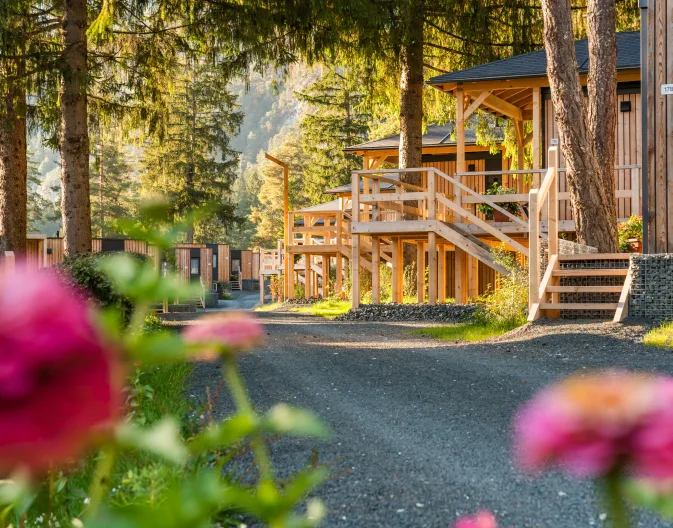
[528,191,539,312]
[427,169,436,220]
[548,146,559,258]
[372,178,381,221]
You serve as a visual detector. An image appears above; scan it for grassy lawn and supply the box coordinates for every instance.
[292,299,352,319]
[643,322,673,349]
[255,301,283,312]
[410,320,521,342]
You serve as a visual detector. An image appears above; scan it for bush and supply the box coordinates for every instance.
[474,245,528,327]
[58,252,149,323]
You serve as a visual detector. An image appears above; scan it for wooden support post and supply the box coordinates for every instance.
[428,233,437,305]
[322,256,329,298]
[455,248,467,304]
[456,89,466,215]
[468,255,479,300]
[305,254,311,300]
[438,244,446,303]
[391,237,400,303]
[336,252,343,296]
[372,236,380,304]
[532,88,541,188]
[288,252,294,300]
[259,273,265,304]
[352,235,360,308]
[417,242,425,303]
[516,120,525,193]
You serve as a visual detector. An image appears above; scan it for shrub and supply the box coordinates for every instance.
[58,252,148,322]
[474,245,528,327]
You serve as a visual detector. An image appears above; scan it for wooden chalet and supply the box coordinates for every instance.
[346,31,644,319]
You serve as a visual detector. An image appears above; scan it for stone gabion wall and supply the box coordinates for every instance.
[629,254,673,321]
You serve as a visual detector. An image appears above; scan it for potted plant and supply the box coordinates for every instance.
[618,215,643,253]
[477,183,523,222]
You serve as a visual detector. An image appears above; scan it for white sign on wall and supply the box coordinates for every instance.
[662,84,673,95]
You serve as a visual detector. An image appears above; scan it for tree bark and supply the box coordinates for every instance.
[398,0,424,180]
[586,0,618,231]
[0,73,27,257]
[60,0,92,256]
[540,0,618,252]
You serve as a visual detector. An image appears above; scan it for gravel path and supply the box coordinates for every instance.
[189,313,673,527]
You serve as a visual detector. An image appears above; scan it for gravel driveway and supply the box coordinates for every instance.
[190,312,673,527]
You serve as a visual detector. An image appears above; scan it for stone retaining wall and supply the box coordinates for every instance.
[629,254,673,321]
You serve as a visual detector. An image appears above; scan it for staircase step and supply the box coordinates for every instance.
[559,253,630,261]
[546,285,624,293]
[442,222,493,252]
[541,303,619,310]
[553,269,628,277]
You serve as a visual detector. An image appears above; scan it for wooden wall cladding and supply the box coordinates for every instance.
[200,247,213,289]
[647,0,673,252]
[218,245,230,282]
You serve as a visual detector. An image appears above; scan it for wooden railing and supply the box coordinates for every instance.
[528,147,559,312]
[288,210,352,248]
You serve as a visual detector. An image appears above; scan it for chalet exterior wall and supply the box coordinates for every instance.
[646,0,673,253]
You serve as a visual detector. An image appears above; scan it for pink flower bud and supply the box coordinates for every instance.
[182,312,264,358]
[453,511,497,528]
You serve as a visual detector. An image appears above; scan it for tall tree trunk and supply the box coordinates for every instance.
[540,0,618,252]
[60,0,92,256]
[398,0,423,180]
[586,0,618,233]
[0,73,27,257]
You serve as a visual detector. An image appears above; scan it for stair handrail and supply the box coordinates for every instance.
[528,146,559,313]
[432,168,527,228]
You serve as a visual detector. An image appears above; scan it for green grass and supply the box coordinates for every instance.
[411,320,521,342]
[292,299,352,319]
[255,301,283,312]
[643,322,673,349]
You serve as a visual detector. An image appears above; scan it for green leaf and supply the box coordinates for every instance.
[261,404,330,439]
[189,412,258,453]
[115,418,188,465]
[126,333,188,365]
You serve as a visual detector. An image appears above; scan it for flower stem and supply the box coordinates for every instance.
[602,471,631,528]
[85,444,116,519]
[223,355,275,488]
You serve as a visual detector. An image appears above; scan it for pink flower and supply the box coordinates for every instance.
[182,312,265,358]
[453,511,497,528]
[513,371,673,478]
[0,269,122,472]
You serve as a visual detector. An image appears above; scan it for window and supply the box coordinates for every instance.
[190,258,200,275]
[212,254,218,268]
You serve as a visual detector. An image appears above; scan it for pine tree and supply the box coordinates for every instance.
[90,139,139,238]
[140,56,243,243]
[226,165,262,249]
[296,69,369,205]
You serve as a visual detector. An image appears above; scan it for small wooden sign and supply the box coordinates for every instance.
[661,84,673,95]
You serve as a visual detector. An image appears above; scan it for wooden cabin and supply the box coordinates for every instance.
[347,31,644,318]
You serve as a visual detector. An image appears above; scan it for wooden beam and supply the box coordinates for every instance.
[456,88,466,218]
[613,267,633,322]
[437,244,446,303]
[455,248,467,304]
[468,92,523,121]
[464,90,491,120]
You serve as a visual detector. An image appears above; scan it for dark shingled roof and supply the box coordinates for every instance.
[344,123,502,152]
[427,31,640,85]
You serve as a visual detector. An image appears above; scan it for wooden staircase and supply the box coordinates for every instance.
[437,222,511,276]
[529,253,631,321]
